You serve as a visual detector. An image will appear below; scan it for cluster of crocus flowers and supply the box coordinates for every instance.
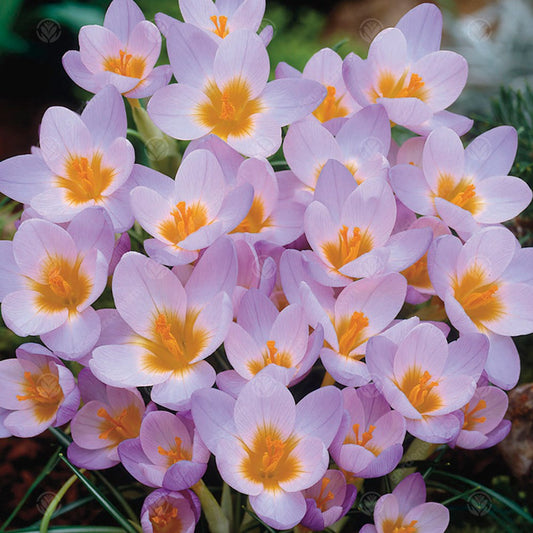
[0,0,531,532]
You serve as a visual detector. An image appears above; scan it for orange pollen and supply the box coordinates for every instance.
[340,225,362,263]
[171,202,197,237]
[155,314,184,359]
[48,267,72,298]
[219,92,236,120]
[210,15,229,38]
[158,437,189,464]
[316,477,335,511]
[397,73,424,98]
[462,285,498,311]
[261,436,285,474]
[150,501,179,527]
[352,423,376,447]
[338,311,369,355]
[452,184,476,208]
[408,371,439,409]
[16,371,62,404]
[97,407,131,440]
[265,340,281,365]
[462,399,487,430]
[393,520,418,533]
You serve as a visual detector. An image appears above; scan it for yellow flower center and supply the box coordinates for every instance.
[382,518,418,533]
[158,436,191,466]
[398,368,442,414]
[231,196,272,234]
[16,371,64,423]
[159,201,208,246]
[402,253,432,290]
[462,399,487,431]
[370,70,426,102]
[435,175,482,215]
[247,340,293,375]
[336,311,369,356]
[322,225,373,271]
[196,78,264,140]
[150,501,181,533]
[210,15,229,38]
[103,49,145,78]
[313,85,349,123]
[97,406,142,443]
[315,477,335,511]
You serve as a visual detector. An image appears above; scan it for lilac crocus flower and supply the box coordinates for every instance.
[130,149,253,266]
[428,226,533,390]
[141,488,200,533]
[330,385,406,478]
[0,209,113,359]
[0,343,79,437]
[300,469,357,531]
[0,86,135,231]
[343,3,470,134]
[148,25,326,157]
[360,473,449,533]
[119,410,209,490]
[391,127,532,238]
[90,237,236,410]
[63,0,172,97]
[366,323,488,443]
[191,375,343,530]
[68,368,151,470]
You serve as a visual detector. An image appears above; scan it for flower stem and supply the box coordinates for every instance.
[192,479,230,533]
[39,473,80,533]
[389,438,438,487]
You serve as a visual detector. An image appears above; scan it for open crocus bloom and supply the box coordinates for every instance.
[0,343,79,438]
[130,149,253,266]
[304,164,431,285]
[276,47,360,130]
[0,210,113,359]
[330,385,406,479]
[284,105,391,194]
[119,410,209,490]
[301,274,406,387]
[428,226,533,389]
[0,86,135,231]
[343,3,469,133]
[63,0,172,97]
[148,25,325,157]
[366,323,488,443]
[360,473,449,533]
[140,488,200,533]
[68,368,149,470]
[300,469,357,531]
[391,127,532,238]
[90,239,236,410]
[191,375,343,530]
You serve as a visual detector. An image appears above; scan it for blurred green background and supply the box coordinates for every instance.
[0,0,533,531]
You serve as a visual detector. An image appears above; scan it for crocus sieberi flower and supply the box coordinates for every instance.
[141,488,200,533]
[343,3,470,134]
[63,0,172,97]
[119,410,209,490]
[366,322,488,443]
[191,375,343,530]
[148,24,326,157]
[68,368,150,469]
[0,209,113,359]
[0,343,79,437]
[428,226,533,389]
[391,126,532,238]
[360,473,449,533]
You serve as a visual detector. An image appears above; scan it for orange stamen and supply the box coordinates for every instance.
[150,501,179,528]
[392,519,418,533]
[462,399,487,431]
[261,436,285,474]
[155,314,184,359]
[452,184,476,208]
[339,225,361,263]
[338,311,369,355]
[462,285,498,311]
[316,477,335,511]
[97,407,135,440]
[408,370,439,409]
[158,436,190,464]
[352,423,376,447]
[219,92,236,120]
[16,371,61,404]
[48,267,72,298]
[397,73,424,98]
[210,15,229,38]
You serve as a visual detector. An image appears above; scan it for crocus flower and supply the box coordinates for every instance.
[360,473,449,533]
[0,343,79,438]
[63,0,172,97]
[119,410,209,490]
[90,238,236,410]
[343,3,469,133]
[366,323,488,443]
[450,385,511,450]
[130,149,253,265]
[191,375,343,530]
[276,47,360,129]
[300,469,357,531]
[141,488,200,533]
[284,105,390,194]
[301,274,406,387]
[391,127,532,237]
[0,86,135,231]
[159,0,271,44]
[68,368,150,470]
[0,209,113,359]
[330,385,406,478]
[148,25,326,157]
[220,288,322,391]
[303,162,431,285]
[428,226,533,389]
